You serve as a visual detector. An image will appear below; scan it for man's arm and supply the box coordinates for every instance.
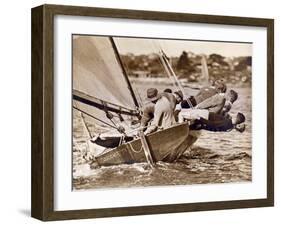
[144,100,163,134]
[140,104,154,128]
[140,112,151,128]
[196,94,224,110]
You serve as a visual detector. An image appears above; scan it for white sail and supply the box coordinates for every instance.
[200,55,209,85]
[73,36,138,134]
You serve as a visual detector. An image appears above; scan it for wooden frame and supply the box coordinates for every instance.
[31,4,274,221]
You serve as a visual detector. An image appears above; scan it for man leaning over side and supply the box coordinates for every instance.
[144,90,183,135]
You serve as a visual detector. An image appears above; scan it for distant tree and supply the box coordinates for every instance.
[245,56,252,66]
[235,56,252,71]
[209,53,225,63]
[176,51,191,70]
[209,53,230,67]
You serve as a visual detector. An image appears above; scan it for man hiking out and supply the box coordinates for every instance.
[190,111,246,133]
[195,89,238,113]
[181,79,227,109]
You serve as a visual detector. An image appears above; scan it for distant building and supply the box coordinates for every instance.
[130,70,150,78]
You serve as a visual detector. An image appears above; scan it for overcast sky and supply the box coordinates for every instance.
[114,37,252,58]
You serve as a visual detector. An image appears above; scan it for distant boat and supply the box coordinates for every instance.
[73,36,199,167]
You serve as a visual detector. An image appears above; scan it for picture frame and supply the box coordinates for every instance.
[31,4,274,221]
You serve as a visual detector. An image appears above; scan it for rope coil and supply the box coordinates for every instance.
[126,142,143,153]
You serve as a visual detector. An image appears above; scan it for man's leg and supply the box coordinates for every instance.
[181,109,209,121]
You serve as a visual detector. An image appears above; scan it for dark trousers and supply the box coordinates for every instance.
[181,96,197,108]
[190,112,233,132]
[91,136,134,148]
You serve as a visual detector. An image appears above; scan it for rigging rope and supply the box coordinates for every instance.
[80,112,93,139]
[100,100,125,133]
[160,51,194,109]
[152,40,194,108]
[152,41,180,86]
[73,106,128,136]
[151,42,178,93]
[74,101,93,138]
[73,106,118,130]
[153,41,194,109]
[73,102,92,154]
[127,142,143,153]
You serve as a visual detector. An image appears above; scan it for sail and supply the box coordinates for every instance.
[200,55,209,85]
[73,36,138,134]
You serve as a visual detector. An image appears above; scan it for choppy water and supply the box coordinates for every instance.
[73,84,252,190]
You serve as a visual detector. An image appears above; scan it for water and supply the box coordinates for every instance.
[73,83,252,190]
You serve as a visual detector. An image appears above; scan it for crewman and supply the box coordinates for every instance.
[181,79,227,109]
[144,90,183,134]
[178,89,238,123]
[221,89,238,116]
[190,111,246,133]
[195,89,238,113]
[140,88,160,129]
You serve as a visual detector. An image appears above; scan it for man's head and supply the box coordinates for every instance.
[163,88,172,93]
[214,79,227,93]
[174,90,184,104]
[233,112,246,133]
[223,102,232,114]
[146,88,159,103]
[234,112,246,125]
[227,89,238,103]
[235,123,246,133]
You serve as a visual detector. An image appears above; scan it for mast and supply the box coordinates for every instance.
[109,37,140,108]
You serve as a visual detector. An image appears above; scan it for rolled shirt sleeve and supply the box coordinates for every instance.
[196,94,225,113]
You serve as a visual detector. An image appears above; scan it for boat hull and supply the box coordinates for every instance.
[94,123,197,166]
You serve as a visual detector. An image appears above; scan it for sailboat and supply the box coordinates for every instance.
[73,36,199,167]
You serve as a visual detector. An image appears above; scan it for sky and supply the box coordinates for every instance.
[114,37,252,58]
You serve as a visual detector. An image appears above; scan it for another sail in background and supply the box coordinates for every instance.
[199,54,210,85]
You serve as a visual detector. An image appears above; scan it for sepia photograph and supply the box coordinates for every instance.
[72,35,252,190]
